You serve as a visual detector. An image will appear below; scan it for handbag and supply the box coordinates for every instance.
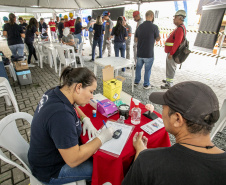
[88,27,93,32]
[173,25,191,64]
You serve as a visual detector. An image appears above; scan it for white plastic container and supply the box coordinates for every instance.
[131,98,141,125]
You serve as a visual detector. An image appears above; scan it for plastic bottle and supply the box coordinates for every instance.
[131,98,141,125]
[117,115,125,124]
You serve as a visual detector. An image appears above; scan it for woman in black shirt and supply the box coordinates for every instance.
[3,13,25,58]
[90,16,105,61]
[111,16,128,71]
[25,18,40,66]
[74,17,84,48]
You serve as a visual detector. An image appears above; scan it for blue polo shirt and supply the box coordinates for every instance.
[28,86,82,183]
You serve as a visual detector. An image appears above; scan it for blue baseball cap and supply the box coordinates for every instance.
[3,16,8,21]
[102,11,110,16]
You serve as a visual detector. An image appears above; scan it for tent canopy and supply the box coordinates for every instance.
[0,6,74,13]
[0,0,183,10]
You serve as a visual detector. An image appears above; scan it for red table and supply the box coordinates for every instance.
[80,103,171,185]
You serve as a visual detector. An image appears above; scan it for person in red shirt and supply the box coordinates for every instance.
[64,15,70,29]
[49,18,57,40]
[68,12,76,34]
[161,10,187,89]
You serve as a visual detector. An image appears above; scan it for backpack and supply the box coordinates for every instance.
[173,25,191,64]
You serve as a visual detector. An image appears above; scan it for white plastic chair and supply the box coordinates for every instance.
[211,99,226,140]
[0,112,86,185]
[34,43,48,68]
[56,46,77,76]
[74,42,84,67]
[4,62,17,81]
[0,77,19,112]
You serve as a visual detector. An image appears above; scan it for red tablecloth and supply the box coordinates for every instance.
[80,103,171,185]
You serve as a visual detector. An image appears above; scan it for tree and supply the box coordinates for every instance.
[125,9,134,20]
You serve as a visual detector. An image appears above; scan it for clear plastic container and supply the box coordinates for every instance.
[117,115,125,124]
[131,106,141,125]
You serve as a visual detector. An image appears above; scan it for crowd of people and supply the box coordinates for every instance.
[2,9,186,89]
[1,9,226,185]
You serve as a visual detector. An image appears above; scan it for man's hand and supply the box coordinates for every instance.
[168,54,173,59]
[82,117,98,139]
[145,104,154,113]
[133,132,148,157]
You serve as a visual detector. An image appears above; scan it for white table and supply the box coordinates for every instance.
[94,57,135,92]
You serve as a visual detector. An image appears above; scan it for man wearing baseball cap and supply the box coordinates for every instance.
[123,81,226,185]
[161,10,187,89]
[102,11,114,57]
[133,11,143,66]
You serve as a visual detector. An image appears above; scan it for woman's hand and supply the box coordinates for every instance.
[82,117,98,139]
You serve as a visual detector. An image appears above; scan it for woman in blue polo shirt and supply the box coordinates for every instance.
[111,16,128,71]
[28,67,114,184]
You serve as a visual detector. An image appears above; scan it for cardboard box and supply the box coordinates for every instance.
[89,93,108,109]
[14,60,29,72]
[102,65,125,101]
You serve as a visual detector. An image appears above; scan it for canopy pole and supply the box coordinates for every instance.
[215,33,225,65]
[138,1,141,12]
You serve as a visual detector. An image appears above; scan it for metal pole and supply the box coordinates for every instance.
[138,2,141,12]
[215,33,225,65]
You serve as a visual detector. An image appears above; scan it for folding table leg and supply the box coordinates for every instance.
[132,65,134,92]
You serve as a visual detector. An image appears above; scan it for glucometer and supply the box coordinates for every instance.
[112,129,122,139]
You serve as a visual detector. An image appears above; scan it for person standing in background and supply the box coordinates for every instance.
[2,16,9,30]
[55,16,60,30]
[68,13,75,34]
[39,18,48,39]
[64,15,70,29]
[161,10,187,89]
[18,17,28,32]
[58,18,65,42]
[133,11,143,66]
[111,16,128,62]
[102,11,113,57]
[134,10,160,89]
[25,18,40,67]
[86,16,95,49]
[90,16,105,62]
[122,16,132,60]
[3,13,25,58]
[74,17,85,48]
[49,18,57,40]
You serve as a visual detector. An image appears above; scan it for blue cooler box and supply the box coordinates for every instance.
[16,70,32,85]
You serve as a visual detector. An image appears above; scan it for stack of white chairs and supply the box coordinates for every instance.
[0,112,86,185]
[0,77,19,112]
[33,43,48,68]
[56,46,77,76]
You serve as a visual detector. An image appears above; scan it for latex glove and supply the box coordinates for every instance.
[97,127,114,145]
[145,104,154,113]
[82,117,98,139]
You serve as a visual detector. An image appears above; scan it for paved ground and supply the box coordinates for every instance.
[0,38,226,185]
